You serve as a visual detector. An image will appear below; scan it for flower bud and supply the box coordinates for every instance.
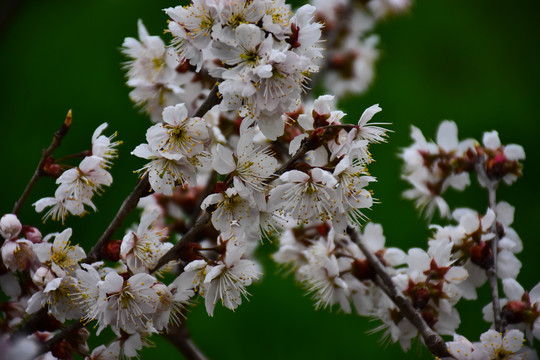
[101,239,122,262]
[502,300,526,324]
[0,214,22,240]
[352,259,375,281]
[22,226,42,243]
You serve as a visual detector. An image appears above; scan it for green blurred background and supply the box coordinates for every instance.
[1,0,540,358]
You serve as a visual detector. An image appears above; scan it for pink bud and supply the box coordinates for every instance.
[22,226,42,243]
[0,214,22,240]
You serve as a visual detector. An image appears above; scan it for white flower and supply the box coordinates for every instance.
[132,143,196,196]
[91,123,121,168]
[212,128,279,194]
[165,0,219,67]
[146,103,209,159]
[333,155,376,223]
[73,263,102,323]
[354,104,389,144]
[203,240,259,316]
[445,334,484,360]
[56,155,113,207]
[33,190,85,224]
[477,329,532,360]
[33,228,85,277]
[269,168,339,225]
[368,0,412,18]
[201,186,259,234]
[93,272,161,334]
[1,237,37,271]
[26,276,82,322]
[121,210,170,273]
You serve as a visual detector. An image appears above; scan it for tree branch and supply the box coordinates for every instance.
[162,324,209,360]
[83,174,151,264]
[346,226,451,358]
[12,110,72,217]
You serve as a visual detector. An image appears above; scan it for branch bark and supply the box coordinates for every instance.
[163,324,209,360]
[346,226,451,358]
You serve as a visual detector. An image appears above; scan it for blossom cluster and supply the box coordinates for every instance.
[33,120,121,223]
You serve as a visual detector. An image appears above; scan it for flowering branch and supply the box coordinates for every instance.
[11,109,72,217]
[346,226,451,358]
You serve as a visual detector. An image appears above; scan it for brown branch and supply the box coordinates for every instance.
[346,226,451,358]
[83,174,151,264]
[193,82,220,118]
[12,109,72,216]
[163,324,209,360]
[151,211,211,273]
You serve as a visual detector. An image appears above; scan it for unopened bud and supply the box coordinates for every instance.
[101,239,122,262]
[352,259,375,281]
[0,214,22,240]
[22,226,42,243]
[470,241,493,270]
[50,339,72,360]
[502,300,526,324]
[179,242,203,263]
[42,157,63,178]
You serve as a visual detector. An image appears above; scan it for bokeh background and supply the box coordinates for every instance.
[1,0,540,358]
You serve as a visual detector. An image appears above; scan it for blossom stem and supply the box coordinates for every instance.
[162,324,209,360]
[11,109,72,216]
[54,150,91,163]
[346,226,452,358]
[487,180,504,333]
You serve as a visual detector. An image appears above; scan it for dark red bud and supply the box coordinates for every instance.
[213,181,229,194]
[50,339,73,360]
[42,157,63,178]
[502,300,526,324]
[413,287,431,309]
[101,239,122,262]
[421,309,437,328]
[352,259,375,281]
[178,242,203,263]
[470,242,493,270]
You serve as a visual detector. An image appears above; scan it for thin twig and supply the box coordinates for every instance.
[346,226,451,358]
[12,110,72,216]
[83,174,151,264]
[193,83,220,118]
[151,211,212,273]
[487,180,504,332]
[163,324,209,360]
